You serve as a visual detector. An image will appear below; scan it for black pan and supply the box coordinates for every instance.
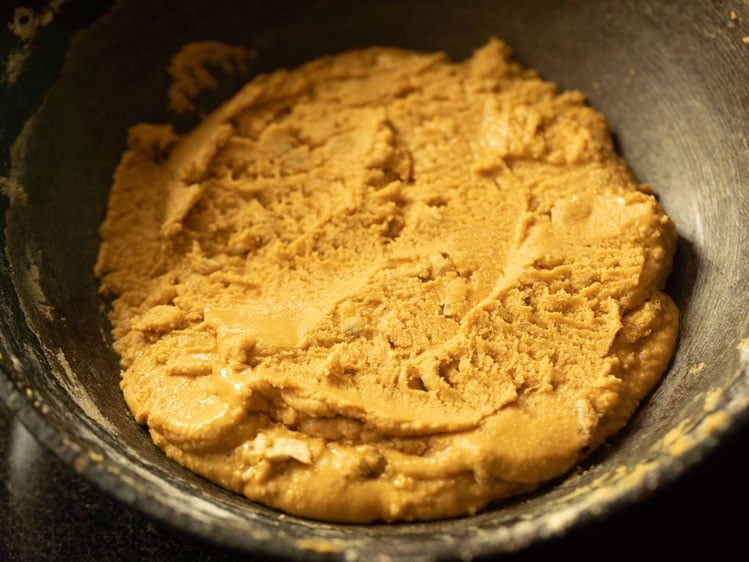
[2,1,748,560]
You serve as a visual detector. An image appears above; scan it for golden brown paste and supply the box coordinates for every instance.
[95,39,679,522]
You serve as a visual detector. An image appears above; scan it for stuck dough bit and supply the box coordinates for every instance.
[95,39,678,523]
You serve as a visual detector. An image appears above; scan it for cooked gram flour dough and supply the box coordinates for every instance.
[95,39,679,523]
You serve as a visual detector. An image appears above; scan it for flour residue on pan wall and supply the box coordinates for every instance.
[3,124,116,436]
[539,341,749,539]
[3,1,65,86]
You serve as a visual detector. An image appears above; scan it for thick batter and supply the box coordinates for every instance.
[95,39,679,522]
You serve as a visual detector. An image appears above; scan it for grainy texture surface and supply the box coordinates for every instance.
[96,40,677,522]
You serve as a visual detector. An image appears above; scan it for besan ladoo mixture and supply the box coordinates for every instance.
[95,39,679,523]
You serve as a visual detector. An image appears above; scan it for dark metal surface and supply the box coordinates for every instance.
[1,1,748,560]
